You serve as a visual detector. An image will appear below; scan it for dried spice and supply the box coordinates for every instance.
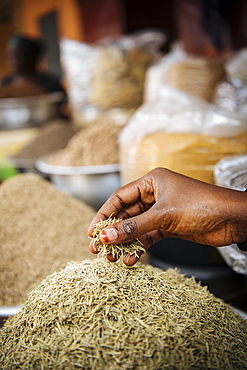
[0,259,246,369]
[11,120,76,160]
[91,216,146,259]
[48,119,122,166]
[0,173,96,306]
[0,80,47,98]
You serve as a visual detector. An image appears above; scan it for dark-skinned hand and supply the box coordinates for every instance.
[87,167,247,266]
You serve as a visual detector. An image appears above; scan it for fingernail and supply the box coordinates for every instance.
[100,228,118,242]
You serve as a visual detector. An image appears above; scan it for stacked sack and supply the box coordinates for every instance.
[120,44,247,185]
[60,30,166,128]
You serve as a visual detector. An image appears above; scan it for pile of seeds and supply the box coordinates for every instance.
[91,216,146,259]
[47,119,123,166]
[1,259,246,369]
[11,120,76,160]
[0,173,96,306]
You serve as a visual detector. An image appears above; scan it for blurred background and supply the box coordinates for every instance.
[0,0,246,76]
[1,0,247,316]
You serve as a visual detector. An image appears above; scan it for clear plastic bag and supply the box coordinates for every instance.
[144,42,225,103]
[214,154,247,190]
[214,154,247,275]
[226,48,247,83]
[120,86,247,185]
[218,244,247,275]
[60,30,166,127]
[213,48,247,114]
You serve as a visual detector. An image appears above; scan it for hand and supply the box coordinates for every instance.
[88,167,247,266]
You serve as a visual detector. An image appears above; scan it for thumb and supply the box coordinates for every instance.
[100,209,161,244]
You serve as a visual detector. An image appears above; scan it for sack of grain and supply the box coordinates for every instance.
[120,86,247,185]
[60,30,165,127]
[1,258,246,369]
[11,119,76,162]
[144,42,225,103]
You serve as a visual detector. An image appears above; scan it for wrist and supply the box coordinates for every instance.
[237,189,247,251]
[226,188,247,249]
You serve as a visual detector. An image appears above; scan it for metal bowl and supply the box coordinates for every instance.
[36,155,121,210]
[0,306,22,327]
[0,92,64,130]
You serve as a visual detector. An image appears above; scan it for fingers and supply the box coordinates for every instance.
[98,206,165,245]
[87,191,129,237]
[87,177,155,238]
[89,223,170,266]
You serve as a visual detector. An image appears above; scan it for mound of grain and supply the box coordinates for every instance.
[1,259,246,369]
[0,173,96,306]
[12,120,76,160]
[48,119,122,166]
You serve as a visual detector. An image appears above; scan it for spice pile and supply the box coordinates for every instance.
[48,119,122,166]
[11,120,76,160]
[1,259,246,369]
[0,80,47,98]
[0,173,96,306]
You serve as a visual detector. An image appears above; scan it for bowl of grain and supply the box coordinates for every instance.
[35,119,123,209]
[8,119,76,173]
[36,155,121,210]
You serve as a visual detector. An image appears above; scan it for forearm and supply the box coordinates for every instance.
[88,168,247,260]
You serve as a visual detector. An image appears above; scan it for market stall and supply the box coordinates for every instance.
[0,14,247,368]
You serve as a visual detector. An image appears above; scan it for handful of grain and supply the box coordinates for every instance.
[0,259,246,369]
[91,216,146,260]
[0,173,96,306]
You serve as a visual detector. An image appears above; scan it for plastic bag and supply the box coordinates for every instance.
[218,244,247,275]
[60,30,166,127]
[214,154,247,190]
[120,86,247,185]
[144,43,225,103]
[214,154,247,275]
[213,48,247,114]
[226,48,247,83]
